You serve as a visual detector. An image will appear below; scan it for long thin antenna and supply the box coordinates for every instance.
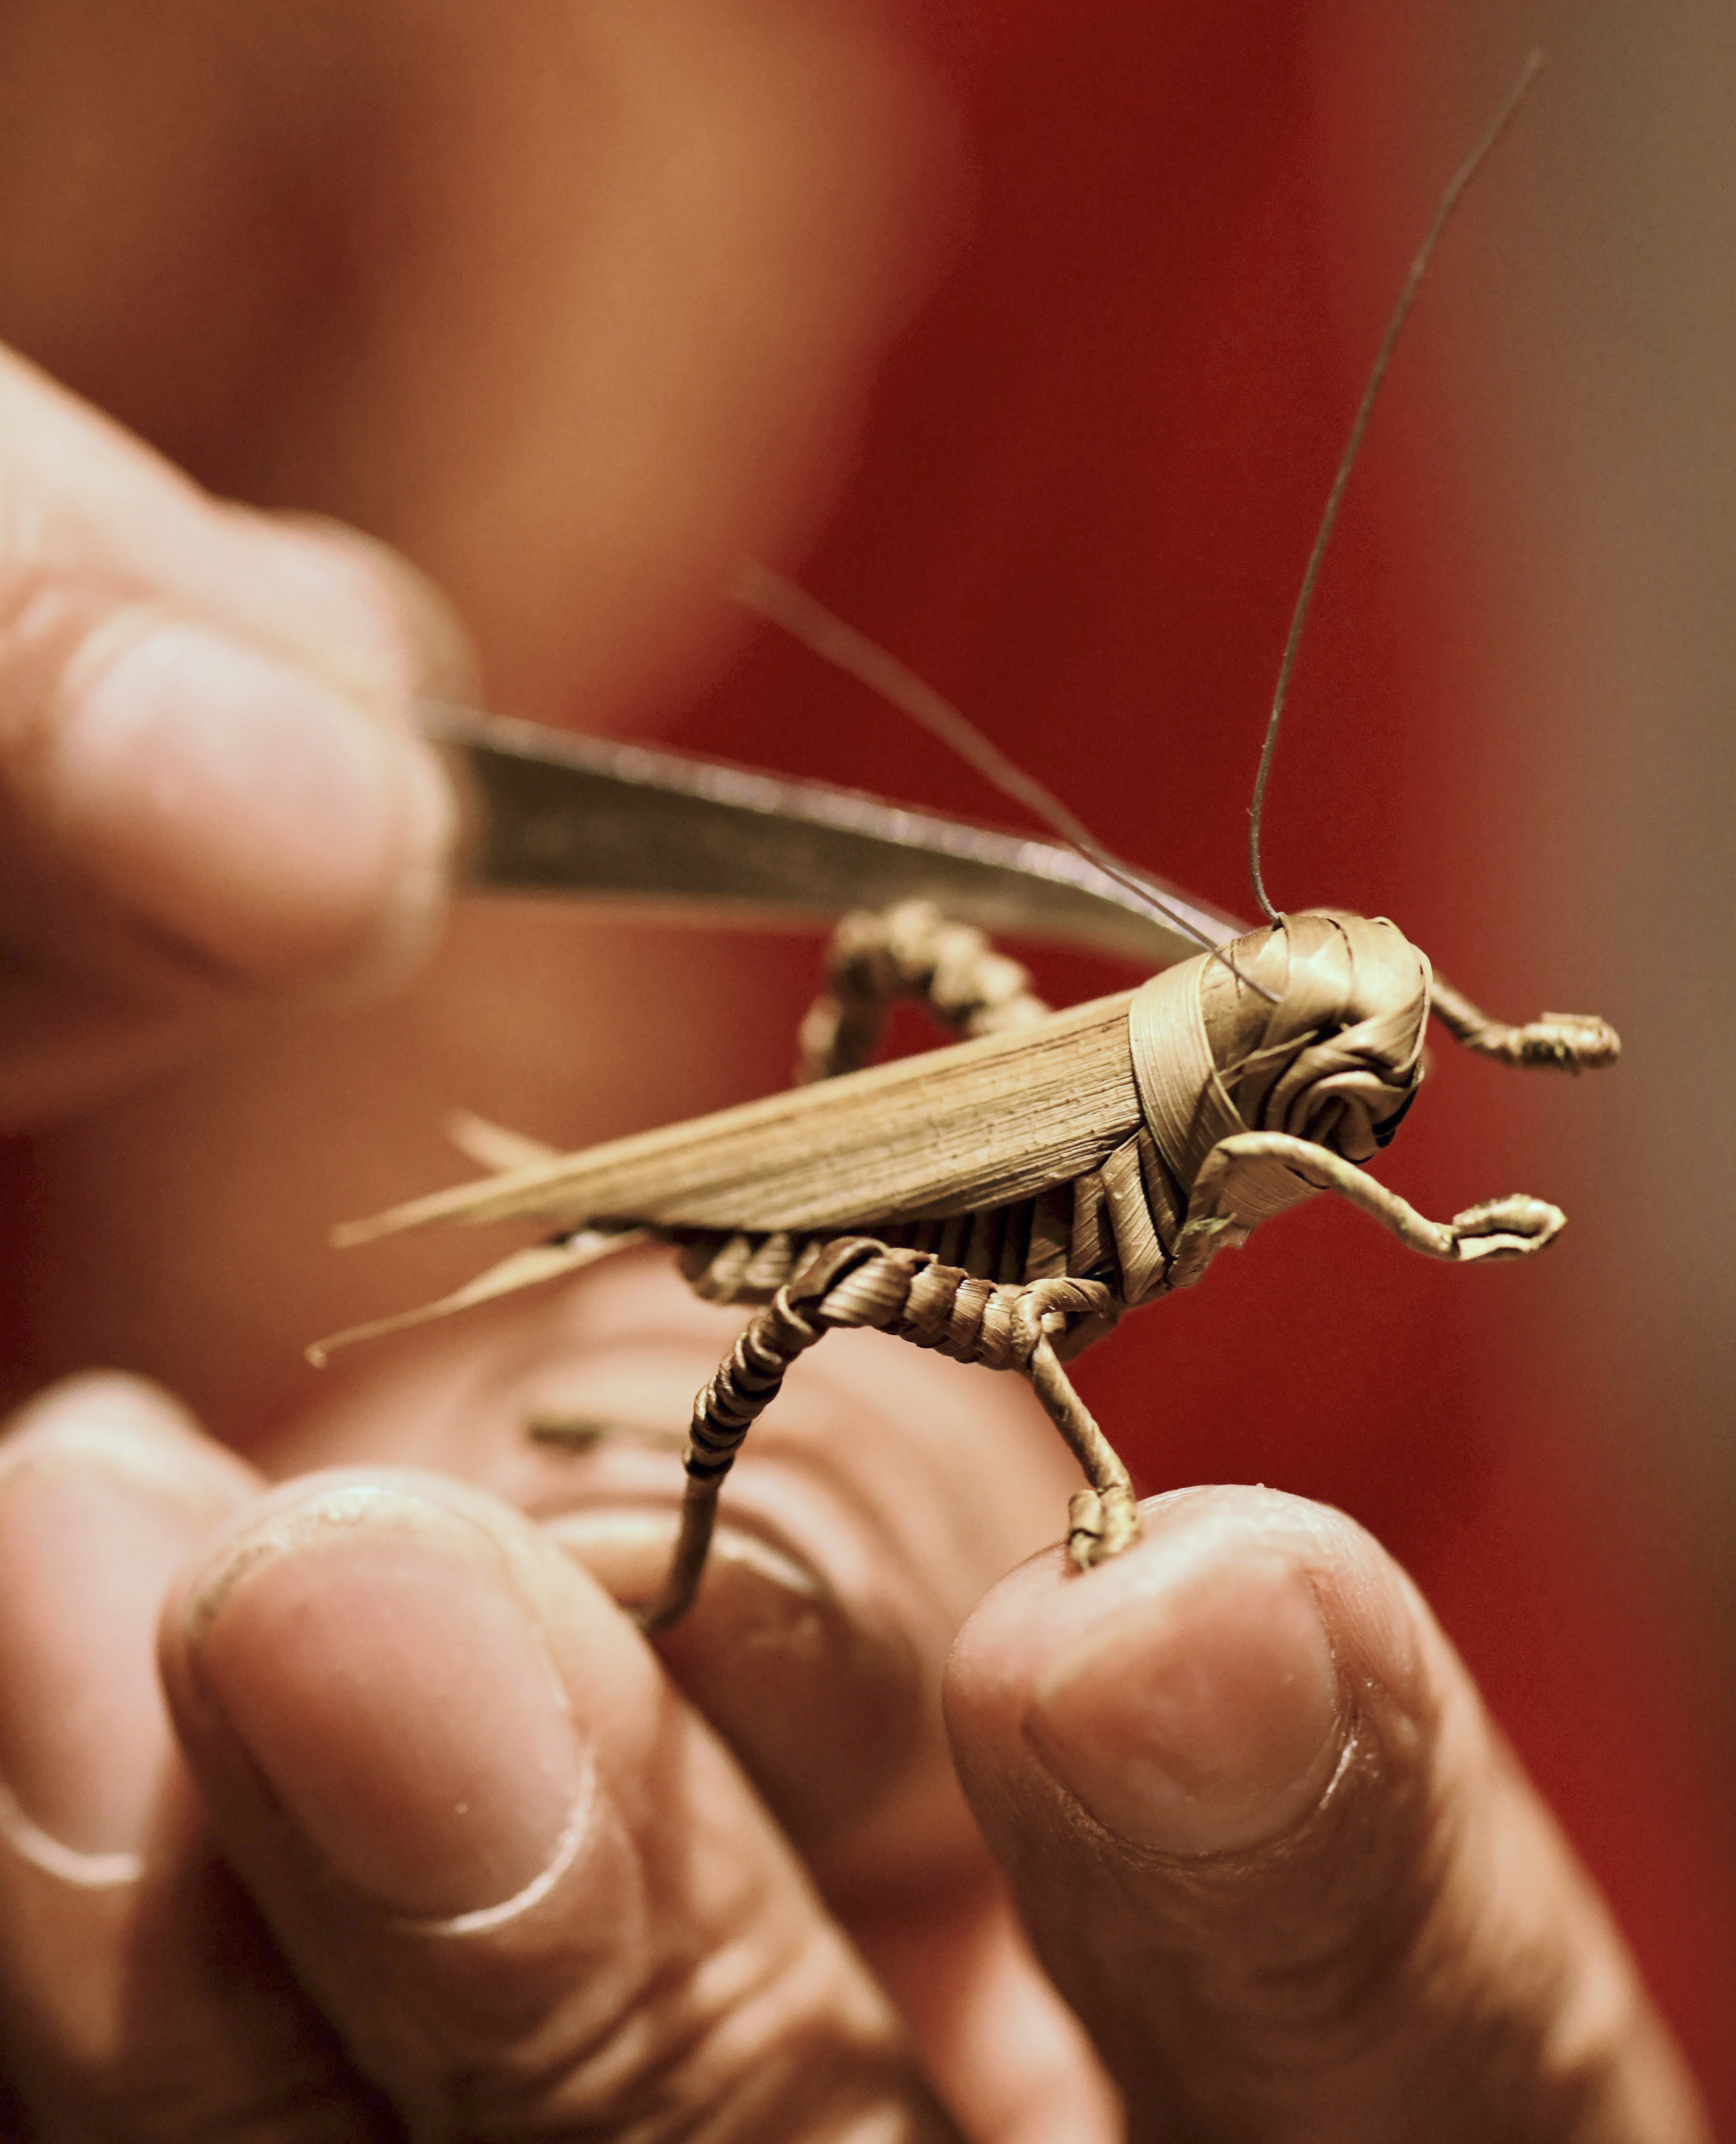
[1247,50,1544,923]
[730,559,1278,999]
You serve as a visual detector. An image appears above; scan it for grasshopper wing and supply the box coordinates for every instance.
[339,991,1142,1244]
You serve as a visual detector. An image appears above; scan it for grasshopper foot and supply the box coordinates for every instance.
[1067,1484,1142,1572]
[1430,979,1621,1071]
[1447,1194,1566,1261]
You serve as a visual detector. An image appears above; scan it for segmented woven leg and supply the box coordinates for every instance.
[639,1237,1134,1631]
[1428,975,1621,1071]
[637,1282,832,1633]
[1172,1129,1567,1293]
[1025,1335,1142,1571]
[797,900,1051,1082]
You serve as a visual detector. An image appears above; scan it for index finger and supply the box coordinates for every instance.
[0,346,462,1125]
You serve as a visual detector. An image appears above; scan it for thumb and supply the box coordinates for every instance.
[0,345,465,1126]
[944,1484,1707,2142]
[158,1468,963,2141]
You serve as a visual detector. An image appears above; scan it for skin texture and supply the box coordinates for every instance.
[0,3,1711,2136]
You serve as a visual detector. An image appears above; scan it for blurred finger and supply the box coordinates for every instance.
[944,1483,1709,2142]
[0,348,464,1126]
[161,1465,968,2141]
[0,1374,390,2139]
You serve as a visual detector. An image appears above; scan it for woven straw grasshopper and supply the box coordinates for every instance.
[317,879,1615,1630]
[314,57,1617,1631]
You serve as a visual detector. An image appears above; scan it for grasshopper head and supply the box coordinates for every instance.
[1199,910,1430,1162]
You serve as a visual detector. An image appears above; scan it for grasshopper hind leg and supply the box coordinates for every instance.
[1024,1334,1141,1571]
[798,900,1051,1081]
[638,1237,1137,1632]
[636,1259,837,1634]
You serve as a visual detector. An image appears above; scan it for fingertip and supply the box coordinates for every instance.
[161,1470,623,1926]
[47,611,457,987]
[949,1485,1411,1860]
[180,1479,586,1921]
[1027,1541,1345,1856]
[2,1369,260,1506]
[0,1374,256,1867]
[159,1467,950,2138]
[249,512,484,710]
[947,1486,1705,2139]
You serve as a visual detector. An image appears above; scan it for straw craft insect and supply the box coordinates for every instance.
[313,56,1617,1631]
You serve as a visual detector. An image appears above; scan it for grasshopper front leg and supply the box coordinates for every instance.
[1168,1130,1566,1292]
[1429,977,1620,1071]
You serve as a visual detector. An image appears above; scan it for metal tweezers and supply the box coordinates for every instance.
[423,701,1244,972]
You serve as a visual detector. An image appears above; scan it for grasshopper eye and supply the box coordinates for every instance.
[1370,1082,1421,1149]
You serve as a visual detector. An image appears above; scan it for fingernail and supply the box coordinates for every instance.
[0,1391,230,1873]
[1027,1547,1345,1856]
[186,1488,586,1920]
[51,616,453,981]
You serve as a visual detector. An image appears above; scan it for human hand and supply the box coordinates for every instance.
[0,9,1706,2132]
[0,1257,1704,2140]
[0,344,467,1129]
[3,0,949,1425]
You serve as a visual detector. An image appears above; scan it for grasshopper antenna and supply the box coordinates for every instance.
[730,558,1279,1001]
[1247,50,1545,923]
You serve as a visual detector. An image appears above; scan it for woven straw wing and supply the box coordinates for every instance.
[339,991,1144,1243]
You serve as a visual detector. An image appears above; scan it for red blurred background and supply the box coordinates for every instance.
[669,2,1736,2112]
[0,0,1728,2116]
